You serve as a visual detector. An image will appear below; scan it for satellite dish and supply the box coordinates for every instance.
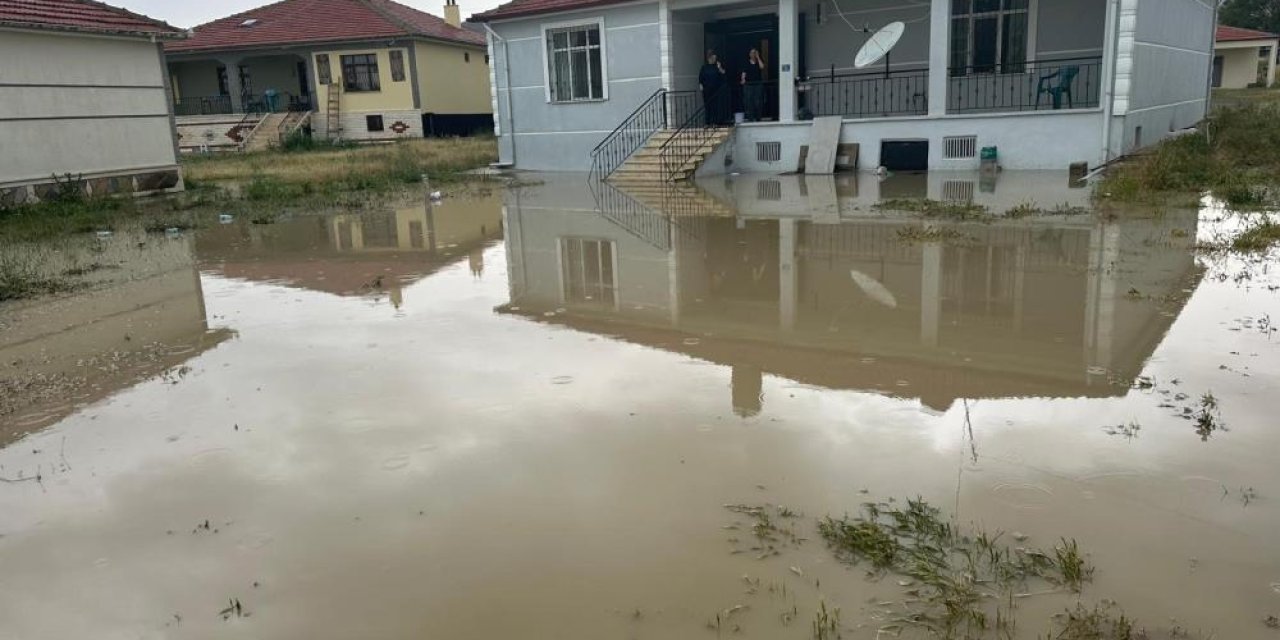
[854,21,905,69]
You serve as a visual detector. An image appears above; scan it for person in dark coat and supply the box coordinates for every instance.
[698,50,727,126]
[740,48,766,122]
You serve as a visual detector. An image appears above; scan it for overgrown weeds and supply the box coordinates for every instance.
[1049,603,1136,640]
[875,198,991,220]
[0,253,73,301]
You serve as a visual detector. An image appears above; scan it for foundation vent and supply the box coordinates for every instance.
[942,180,976,203]
[757,179,782,201]
[756,141,782,163]
[943,135,978,159]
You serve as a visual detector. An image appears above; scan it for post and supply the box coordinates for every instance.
[219,56,245,113]
[927,0,949,117]
[1269,40,1279,88]
[779,219,797,331]
[778,0,799,122]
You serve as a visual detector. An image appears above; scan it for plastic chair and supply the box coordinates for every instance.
[1036,65,1079,109]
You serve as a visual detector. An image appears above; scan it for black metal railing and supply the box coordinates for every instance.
[589,89,702,181]
[659,85,732,183]
[592,180,674,251]
[173,92,317,117]
[801,67,929,118]
[172,95,233,116]
[948,56,1103,113]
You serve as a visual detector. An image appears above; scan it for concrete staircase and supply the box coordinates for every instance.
[243,112,290,152]
[608,128,734,184]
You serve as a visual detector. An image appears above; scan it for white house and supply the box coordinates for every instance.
[472,0,1218,177]
[1212,24,1278,90]
[0,0,187,206]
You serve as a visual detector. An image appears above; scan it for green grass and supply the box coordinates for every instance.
[874,198,991,220]
[0,253,75,302]
[1230,217,1280,252]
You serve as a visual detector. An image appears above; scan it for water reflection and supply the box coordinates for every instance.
[502,174,1201,412]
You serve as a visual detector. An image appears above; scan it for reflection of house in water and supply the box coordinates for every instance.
[0,232,230,443]
[501,175,1202,413]
[197,195,503,302]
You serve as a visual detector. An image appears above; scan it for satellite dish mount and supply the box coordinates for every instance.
[854,21,905,79]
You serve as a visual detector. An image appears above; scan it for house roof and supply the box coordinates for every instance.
[167,0,485,54]
[0,0,184,38]
[470,0,627,22]
[1216,25,1279,43]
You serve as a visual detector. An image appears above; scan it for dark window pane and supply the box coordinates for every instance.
[952,0,970,16]
[974,0,999,12]
[553,31,568,49]
[1001,12,1028,71]
[949,18,970,73]
[571,49,590,99]
[972,16,998,72]
[587,26,600,45]
[589,51,603,98]
[570,28,587,47]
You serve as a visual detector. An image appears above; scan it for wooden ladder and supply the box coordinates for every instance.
[325,83,342,141]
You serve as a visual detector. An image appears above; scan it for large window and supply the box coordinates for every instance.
[341,54,381,92]
[950,0,1030,75]
[560,238,616,307]
[545,22,605,102]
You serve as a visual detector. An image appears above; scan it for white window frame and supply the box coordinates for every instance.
[949,0,1038,75]
[556,237,620,309]
[541,17,609,104]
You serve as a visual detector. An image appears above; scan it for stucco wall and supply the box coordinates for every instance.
[313,46,417,114]
[1115,0,1214,154]
[416,41,491,114]
[169,60,222,101]
[488,2,663,171]
[243,55,307,96]
[1215,45,1269,89]
[0,28,180,189]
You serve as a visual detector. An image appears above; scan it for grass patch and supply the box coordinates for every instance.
[1100,105,1280,207]
[0,254,74,302]
[1229,217,1280,252]
[874,198,990,220]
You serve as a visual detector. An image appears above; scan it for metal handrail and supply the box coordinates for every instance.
[589,89,668,181]
[658,85,731,183]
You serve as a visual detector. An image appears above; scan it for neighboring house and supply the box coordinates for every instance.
[471,0,1218,175]
[164,0,490,151]
[1213,25,1278,90]
[0,0,186,206]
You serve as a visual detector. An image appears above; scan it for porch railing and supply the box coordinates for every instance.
[589,89,701,181]
[800,68,929,119]
[172,92,318,117]
[173,95,233,116]
[948,56,1103,114]
[659,85,732,182]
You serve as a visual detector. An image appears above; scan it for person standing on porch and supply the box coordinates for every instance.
[741,48,766,122]
[699,50,727,126]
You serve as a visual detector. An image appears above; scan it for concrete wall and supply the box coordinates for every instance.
[726,109,1103,173]
[243,55,306,96]
[1214,43,1273,89]
[488,2,663,171]
[416,41,492,114]
[169,60,223,101]
[0,28,181,197]
[1113,0,1214,155]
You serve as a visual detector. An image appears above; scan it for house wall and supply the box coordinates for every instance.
[415,41,491,114]
[169,60,223,100]
[0,28,181,201]
[1214,44,1270,89]
[243,55,306,96]
[1113,0,1214,155]
[311,46,422,141]
[488,2,664,171]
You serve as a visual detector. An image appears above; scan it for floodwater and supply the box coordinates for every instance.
[1,173,1278,639]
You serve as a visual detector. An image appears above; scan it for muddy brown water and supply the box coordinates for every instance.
[1,174,1278,639]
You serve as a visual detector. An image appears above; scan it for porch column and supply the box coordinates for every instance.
[778,0,799,122]
[927,0,949,117]
[920,237,942,347]
[218,56,245,113]
[1269,41,1279,88]
[779,219,798,331]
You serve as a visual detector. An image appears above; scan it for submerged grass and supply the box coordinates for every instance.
[874,198,991,220]
[1100,105,1280,208]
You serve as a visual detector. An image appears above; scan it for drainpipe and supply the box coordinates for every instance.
[1205,0,1221,114]
[483,23,517,167]
[1099,0,1120,167]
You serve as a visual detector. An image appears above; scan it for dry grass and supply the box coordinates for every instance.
[184,136,497,188]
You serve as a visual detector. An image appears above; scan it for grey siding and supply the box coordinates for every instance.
[1118,0,1214,153]
[490,2,662,171]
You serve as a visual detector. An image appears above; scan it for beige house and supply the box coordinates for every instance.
[0,0,186,206]
[1213,25,1279,89]
[165,0,491,151]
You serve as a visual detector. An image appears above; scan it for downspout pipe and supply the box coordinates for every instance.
[1100,0,1120,167]
[483,22,517,167]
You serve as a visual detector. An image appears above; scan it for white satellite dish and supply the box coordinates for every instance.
[854,21,905,70]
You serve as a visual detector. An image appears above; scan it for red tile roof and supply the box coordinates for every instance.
[166,0,484,53]
[1217,25,1279,43]
[0,0,183,37]
[471,0,627,22]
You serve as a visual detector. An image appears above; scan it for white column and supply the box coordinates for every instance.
[1269,40,1278,87]
[778,0,799,122]
[921,239,942,347]
[659,0,673,90]
[779,219,798,331]
[928,0,949,117]
[219,56,245,113]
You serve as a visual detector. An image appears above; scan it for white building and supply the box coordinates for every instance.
[0,0,186,206]
[472,0,1219,176]
[1212,24,1278,90]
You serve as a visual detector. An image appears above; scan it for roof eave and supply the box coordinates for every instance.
[166,33,483,56]
[0,20,186,39]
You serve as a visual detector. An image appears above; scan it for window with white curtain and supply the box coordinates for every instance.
[545,22,605,102]
[949,0,1030,76]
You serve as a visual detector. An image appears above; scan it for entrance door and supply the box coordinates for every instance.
[705,15,779,120]
[1212,55,1224,88]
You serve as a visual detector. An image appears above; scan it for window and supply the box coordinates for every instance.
[341,54,381,92]
[545,22,605,102]
[560,238,616,306]
[366,115,384,132]
[215,66,251,96]
[389,50,406,82]
[950,0,1030,76]
[217,66,229,96]
[316,54,332,85]
[1261,46,1273,60]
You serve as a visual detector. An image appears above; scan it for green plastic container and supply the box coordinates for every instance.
[980,146,998,161]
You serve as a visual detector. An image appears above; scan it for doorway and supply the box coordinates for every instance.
[705,14,779,121]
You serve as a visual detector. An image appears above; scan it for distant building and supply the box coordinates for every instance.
[0,0,186,206]
[1213,25,1279,89]
[164,0,492,152]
